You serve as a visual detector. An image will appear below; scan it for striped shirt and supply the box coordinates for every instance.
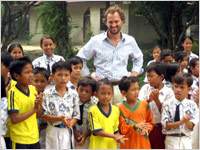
[77,31,143,80]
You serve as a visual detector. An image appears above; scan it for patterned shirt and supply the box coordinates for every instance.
[32,53,65,72]
[42,86,80,126]
[75,96,97,133]
[189,75,199,103]
[138,84,174,124]
[161,98,199,136]
[1,97,9,136]
[77,31,143,80]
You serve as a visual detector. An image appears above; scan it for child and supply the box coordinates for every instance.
[67,56,83,90]
[7,43,24,60]
[1,52,15,92]
[74,77,97,149]
[174,51,188,73]
[161,73,199,149]
[160,49,174,64]
[32,67,49,149]
[1,76,9,149]
[144,45,162,82]
[32,36,65,77]
[42,61,80,149]
[88,78,127,149]
[118,76,154,149]
[8,56,43,149]
[181,36,198,62]
[164,63,180,89]
[138,62,174,149]
[188,58,199,149]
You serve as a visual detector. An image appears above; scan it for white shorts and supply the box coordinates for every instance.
[46,124,74,149]
[111,85,125,106]
[165,135,192,149]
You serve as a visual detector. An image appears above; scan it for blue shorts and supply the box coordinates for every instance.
[12,141,40,149]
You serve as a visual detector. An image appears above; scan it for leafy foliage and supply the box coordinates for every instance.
[35,1,77,59]
[131,1,199,52]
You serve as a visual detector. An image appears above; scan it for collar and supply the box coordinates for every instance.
[43,53,54,62]
[52,86,69,97]
[97,102,111,118]
[103,30,125,41]
[16,84,30,97]
[174,97,187,105]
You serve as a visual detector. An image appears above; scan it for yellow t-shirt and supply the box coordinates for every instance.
[88,103,120,149]
[7,84,39,144]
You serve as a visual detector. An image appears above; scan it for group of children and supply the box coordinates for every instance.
[1,35,199,149]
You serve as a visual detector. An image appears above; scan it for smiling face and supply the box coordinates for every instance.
[40,39,55,57]
[10,47,23,60]
[95,84,113,106]
[182,38,193,54]
[153,48,161,62]
[105,12,124,35]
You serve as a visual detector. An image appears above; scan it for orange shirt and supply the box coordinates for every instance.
[119,100,154,149]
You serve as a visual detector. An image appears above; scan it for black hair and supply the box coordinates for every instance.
[7,43,24,54]
[9,56,32,81]
[181,36,193,44]
[174,51,187,62]
[119,76,139,92]
[146,62,166,77]
[1,75,6,98]
[52,61,72,74]
[165,63,180,82]
[152,45,162,52]
[174,73,193,87]
[160,49,173,61]
[1,52,14,67]
[95,78,113,92]
[188,58,199,73]
[78,77,97,93]
[68,56,83,65]
[33,67,49,81]
[40,35,55,46]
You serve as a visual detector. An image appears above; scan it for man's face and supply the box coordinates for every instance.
[105,12,124,35]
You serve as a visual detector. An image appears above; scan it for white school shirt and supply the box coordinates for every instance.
[189,75,199,103]
[77,31,143,80]
[32,53,65,72]
[138,84,174,124]
[187,52,199,62]
[161,98,199,136]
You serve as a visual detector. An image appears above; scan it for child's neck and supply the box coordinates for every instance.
[55,85,67,97]
[70,77,79,89]
[126,99,138,108]
[153,82,164,90]
[99,103,110,114]
[17,83,29,93]
[3,74,9,85]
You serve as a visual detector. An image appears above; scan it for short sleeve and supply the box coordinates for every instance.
[113,107,120,134]
[88,107,103,134]
[42,91,49,116]
[7,89,19,114]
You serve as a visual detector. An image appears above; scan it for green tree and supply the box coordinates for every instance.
[131,1,198,52]
[1,1,37,51]
[36,1,76,59]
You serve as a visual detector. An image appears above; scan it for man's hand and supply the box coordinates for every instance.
[130,72,138,77]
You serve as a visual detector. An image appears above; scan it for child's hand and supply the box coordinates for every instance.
[181,113,190,124]
[62,117,72,129]
[114,134,128,145]
[194,89,199,105]
[151,89,159,101]
[34,93,43,111]
[76,133,87,147]
[147,93,153,103]
[74,129,82,141]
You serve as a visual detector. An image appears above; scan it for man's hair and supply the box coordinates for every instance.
[174,73,193,87]
[9,56,32,81]
[33,67,49,81]
[52,61,72,74]
[119,76,139,92]
[1,52,13,67]
[103,5,125,23]
[40,35,55,46]
[7,43,24,54]
[95,78,113,92]
[78,77,97,93]
[174,51,187,62]
[165,63,180,82]
[146,61,166,77]
[68,56,83,66]
[160,49,173,61]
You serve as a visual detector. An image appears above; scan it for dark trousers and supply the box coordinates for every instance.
[4,137,12,149]
[149,125,166,149]
[14,141,40,149]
